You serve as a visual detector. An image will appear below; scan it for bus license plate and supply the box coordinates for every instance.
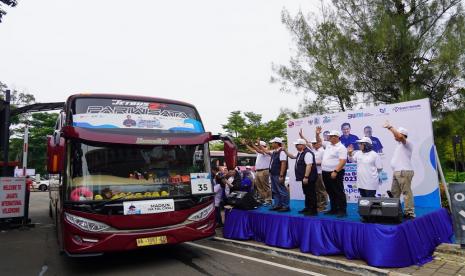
[136,236,168,247]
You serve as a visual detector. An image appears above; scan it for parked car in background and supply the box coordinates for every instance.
[31,177,50,191]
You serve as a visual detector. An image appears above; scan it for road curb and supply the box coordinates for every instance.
[435,243,465,256]
[212,236,407,276]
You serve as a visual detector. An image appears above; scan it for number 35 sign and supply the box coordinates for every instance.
[190,173,213,195]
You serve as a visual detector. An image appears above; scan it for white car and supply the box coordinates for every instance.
[32,178,50,191]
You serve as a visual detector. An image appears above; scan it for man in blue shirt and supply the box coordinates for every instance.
[340,122,359,150]
[364,126,383,153]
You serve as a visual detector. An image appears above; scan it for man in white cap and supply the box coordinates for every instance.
[383,121,415,219]
[283,138,318,215]
[310,138,328,211]
[241,139,271,205]
[261,137,289,212]
[316,126,348,217]
[299,129,328,211]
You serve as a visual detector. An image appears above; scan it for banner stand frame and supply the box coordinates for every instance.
[435,145,452,212]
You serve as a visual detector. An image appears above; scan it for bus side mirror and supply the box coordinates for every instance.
[47,135,64,174]
[53,130,61,145]
[222,137,237,170]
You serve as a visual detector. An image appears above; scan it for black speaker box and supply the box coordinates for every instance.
[226,191,259,210]
[358,197,403,223]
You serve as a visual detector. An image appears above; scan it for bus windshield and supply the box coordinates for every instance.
[66,141,210,202]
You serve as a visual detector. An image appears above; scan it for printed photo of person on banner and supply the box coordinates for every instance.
[363,125,384,153]
[123,114,137,127]
[340,122,360,150]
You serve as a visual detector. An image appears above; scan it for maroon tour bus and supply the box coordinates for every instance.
[47,94,236,256]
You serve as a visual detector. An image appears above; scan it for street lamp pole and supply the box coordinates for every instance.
[2,90,10,176]
[22,124,29,177]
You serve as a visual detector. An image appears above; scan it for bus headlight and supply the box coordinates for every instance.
[65,212,112,232]
[187,203,214,222]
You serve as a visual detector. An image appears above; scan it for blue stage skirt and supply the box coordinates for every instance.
[223,202,453,268]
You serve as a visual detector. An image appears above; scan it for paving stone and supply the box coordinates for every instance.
[436,268,462,275]
[396,267,417,274]
[430,259,445,266]
[441,264,461,272]
[436,244,465,256]
[423,262,442,269]
[412,268,436,275]
[433,273,455,276]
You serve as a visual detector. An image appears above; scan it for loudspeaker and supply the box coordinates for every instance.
[226,191,259,210]
[358,197,403,223]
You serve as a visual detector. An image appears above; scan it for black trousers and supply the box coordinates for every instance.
[322,170,346,212]
[215,206,223,225]
[301,180,317,211]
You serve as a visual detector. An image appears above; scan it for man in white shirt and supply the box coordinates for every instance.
[384,122,415,219]
[298,129,328,211]
[316,127,348,217]
[283,138,318,216]
[310,139,328,211]
[241,140,272,205]
[261,137,289,212]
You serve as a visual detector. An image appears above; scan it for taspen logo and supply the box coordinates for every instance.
[288,121,295,128]
[392,104,421,112]
[376,107,390,116]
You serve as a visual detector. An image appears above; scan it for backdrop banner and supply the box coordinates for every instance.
[286,98,440,209]
[448,182,465,244]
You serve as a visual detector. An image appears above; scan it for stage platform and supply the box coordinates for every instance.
[223,200,453,268]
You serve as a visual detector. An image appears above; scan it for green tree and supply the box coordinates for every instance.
[433,108,465,170]
[0,0,17,23]
[221,111,246,138]
[273,0,465,115]
[9,112,58,175]
[209,141,224,151]
[0,85,36,126]
[1,82,36,163]
[0,82,35,106]
[221,111,288,152]
[1,83,53,175]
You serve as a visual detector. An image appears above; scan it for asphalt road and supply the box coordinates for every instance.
[0,192,354,276]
